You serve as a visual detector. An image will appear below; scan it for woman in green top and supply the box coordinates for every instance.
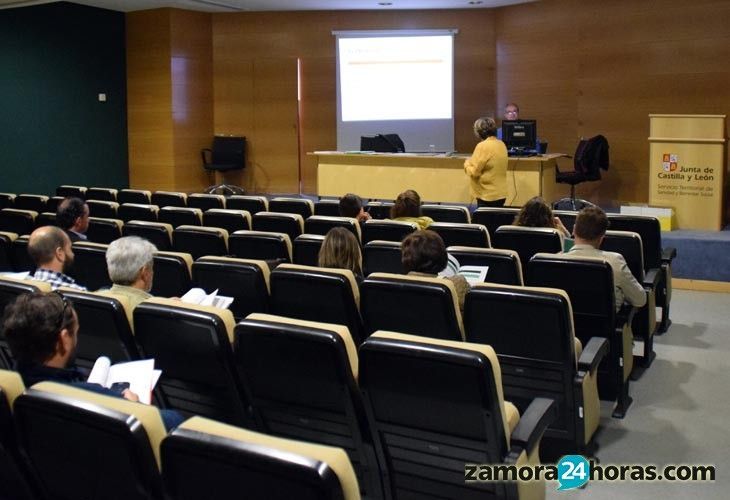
[390,189,433,230]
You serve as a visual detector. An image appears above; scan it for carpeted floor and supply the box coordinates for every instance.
[545,289,728,499]
[662,230,730,281]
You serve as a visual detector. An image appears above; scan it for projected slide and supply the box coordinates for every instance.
[339,35,453,122]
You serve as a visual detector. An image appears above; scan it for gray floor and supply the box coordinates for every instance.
[546,289,728,499]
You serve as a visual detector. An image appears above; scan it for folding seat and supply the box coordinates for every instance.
[0,277,52,369]
[447,246,524,285]
[314,198,341,216]
[0,208,37,235]
[362,240,403,276]
[430,221,490,248]
[56,185,86,198]
[269,197,314,219]
[0,232,16,272]
[361,219,417,245]
[57,289,139,371]
[252,211,304,241]
[0,370,37,500]
[134,298,251,424]
[471,207,520,238]
[162,416,361,500]
[14,382,166,500]
[601,230,658,370]
[493,226,562,268]
[364,201,393,220]
[305,215,361,241]
[123,220,174,251]
[173,225,228,259]
[464,284,608,456]
[607,214,676,333]
[87,199,119,219]
[229,230,292,263]
[421,204,471,223]
[45,196,65,213]
[118,203,159,222]
[552,209,578,235]
[192,256,270,320]
[527,253,635,418]
[0,193,15,210]
[35,212,57,228]
[234,314,384,498]
[203,208,251,234]
[293,234,325,266]
[14,194,48,213]
[359,331,555,500]
[118,188,152,205]
[151,251,193,298]
[151,190,188,208]
[187,193,226,211]
[361,272,464,341]
[86,187,118,202]
[10,235,34,273]
[269,264,365,344]
[69,241,111,291]
[226,195,268,214]
[86,217,123,244]
[159,206,203,228]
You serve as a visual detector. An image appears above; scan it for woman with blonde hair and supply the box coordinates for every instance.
[318,227,363,282]
[464,116,509,207]
[390,189,433,230]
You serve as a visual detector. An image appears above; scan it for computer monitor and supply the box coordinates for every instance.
[501,120,537,151]
[360,134,406,153]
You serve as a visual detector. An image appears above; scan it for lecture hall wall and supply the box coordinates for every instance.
[129,0,730,210]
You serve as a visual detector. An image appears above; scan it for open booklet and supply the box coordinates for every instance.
[87,357,161,405]
[439,254,489,285]
[181,288,234,309]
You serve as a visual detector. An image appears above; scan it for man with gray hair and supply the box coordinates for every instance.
[105,236,157,310]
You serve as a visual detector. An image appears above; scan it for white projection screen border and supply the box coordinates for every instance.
[333,29,457,152]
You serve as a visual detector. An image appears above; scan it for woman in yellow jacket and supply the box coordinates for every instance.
[464,117,509,207]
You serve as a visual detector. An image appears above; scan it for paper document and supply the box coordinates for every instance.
[181,288,234,309]
[87,357,161,405]
[459,265,489,285]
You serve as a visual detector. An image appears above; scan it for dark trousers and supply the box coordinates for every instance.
[476,198,506,208]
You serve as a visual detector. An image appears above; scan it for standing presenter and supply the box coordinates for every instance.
[464,117,509,207]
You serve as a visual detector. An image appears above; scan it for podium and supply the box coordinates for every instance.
[648,114,726,230]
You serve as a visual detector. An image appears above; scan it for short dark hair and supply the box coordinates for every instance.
[574,206,609,241]
[514,196,554,228]
[338,193,363,218]
[2,292,76,364]
[56,197,87,230]
[401,230,447,274]
[28,226,68,266]
[391,190,422,219]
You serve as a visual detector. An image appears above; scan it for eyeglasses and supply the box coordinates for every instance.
[505,110,518,115]
[51,291,70,331]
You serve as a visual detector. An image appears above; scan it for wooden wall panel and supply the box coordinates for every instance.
[212,9,497,195]
[170,9,213,193]
[126,9,174,191]
[496,0,730,207]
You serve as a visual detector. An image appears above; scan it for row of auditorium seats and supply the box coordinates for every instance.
[0,309,558,499]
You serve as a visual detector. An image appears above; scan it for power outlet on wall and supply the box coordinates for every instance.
[98,93,107,102]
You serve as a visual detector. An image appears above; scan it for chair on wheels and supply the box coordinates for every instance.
[554,135,609,210]
[201,136,246,195]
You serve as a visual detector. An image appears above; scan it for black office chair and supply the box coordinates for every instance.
[201,136,246,195]
[554,135,609,210]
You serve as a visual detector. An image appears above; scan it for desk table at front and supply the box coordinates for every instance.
[312,152,566,207]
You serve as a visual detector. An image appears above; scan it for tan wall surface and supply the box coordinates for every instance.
[495,0,730,208]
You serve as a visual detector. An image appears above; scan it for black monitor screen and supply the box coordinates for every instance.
[360,134,405,153]
[502,120,537,151]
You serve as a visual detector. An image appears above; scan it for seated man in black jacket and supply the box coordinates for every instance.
[2,291,184,431]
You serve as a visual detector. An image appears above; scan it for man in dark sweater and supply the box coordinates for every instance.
[2,292,183,430]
